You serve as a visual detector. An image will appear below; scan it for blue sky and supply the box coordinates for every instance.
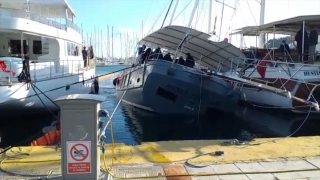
[66,0,320,58]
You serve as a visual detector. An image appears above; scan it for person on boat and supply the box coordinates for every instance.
[150,47,163,60]
[141,48,152,64]
[163,53,173,62]
[185,53,195,68]
[82,46,88,67]
[138,45,146,55]
[175,56,185,65]
[278,40,290,53]
[90,45,94,59]
[308,27,318,61]
[295,26,309,61]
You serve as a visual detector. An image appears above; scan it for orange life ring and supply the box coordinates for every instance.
[30,130,61,146]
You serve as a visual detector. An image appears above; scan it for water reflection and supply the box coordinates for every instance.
[116,104,251,144]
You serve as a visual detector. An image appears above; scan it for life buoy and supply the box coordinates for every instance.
[0,59,16,76]
[30,130,61,146]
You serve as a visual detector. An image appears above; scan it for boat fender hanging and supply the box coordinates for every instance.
[93,78,99,94]
[113,78,117,86]
[82,79,85,85]
[65,84,70,91]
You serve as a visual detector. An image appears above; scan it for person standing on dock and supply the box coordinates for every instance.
[82,46,88,67]
[309,27,318,61]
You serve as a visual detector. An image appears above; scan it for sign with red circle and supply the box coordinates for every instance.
[67,141,91,174]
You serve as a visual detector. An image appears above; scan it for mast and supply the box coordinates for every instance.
[218,0,225,41]
[258,0,266,48]
[208,0,212,33]
[94,26,96,55]
[161,0,174,28]
[107,25,109,57]
[187,0,199,28]
[169,0,179,25]
[101,29,103,58]
[120,32,122,59]
[112,26,114,59]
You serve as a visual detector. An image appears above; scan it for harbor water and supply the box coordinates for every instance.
[0,65,319,148]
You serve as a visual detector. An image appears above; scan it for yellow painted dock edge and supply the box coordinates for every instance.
[97,73,119,81]
[1,136,320,171]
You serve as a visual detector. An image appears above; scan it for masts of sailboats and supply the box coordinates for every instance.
[258,0,266,48]
[218,0,225,41]
[208,0,212,33]
[107,25,110,58]
[101,29,103,58]
[120,32,123,59]
[112,26,114,59]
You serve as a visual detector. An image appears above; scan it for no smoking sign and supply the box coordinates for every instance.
[67,141,91,174]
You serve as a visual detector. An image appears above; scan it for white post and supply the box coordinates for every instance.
[258,0,265,48]
[208,0,212,33]
[169,0,180,25]
[187,0,199,28]
[218,0,225,41]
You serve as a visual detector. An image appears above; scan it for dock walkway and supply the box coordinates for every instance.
[0,136,319,179]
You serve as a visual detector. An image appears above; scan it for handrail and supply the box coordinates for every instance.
[0,7,80,33]
[0,59,94,86]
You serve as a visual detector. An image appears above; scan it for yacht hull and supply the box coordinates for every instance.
[116,61,241,116]
[0,69,95,116]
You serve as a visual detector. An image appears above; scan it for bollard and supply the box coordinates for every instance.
[55,94,105,180]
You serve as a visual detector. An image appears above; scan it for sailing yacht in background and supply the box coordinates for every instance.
[225,0,320,114]
[0,0,95,115]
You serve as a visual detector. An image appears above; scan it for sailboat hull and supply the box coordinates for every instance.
[116,61,241,116]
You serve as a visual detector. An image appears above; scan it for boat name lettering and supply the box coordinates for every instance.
[303,71,320,76]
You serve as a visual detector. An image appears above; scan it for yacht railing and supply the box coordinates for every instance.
[0,59,95,86]
[0,7,80,33]
[216,56,320,89]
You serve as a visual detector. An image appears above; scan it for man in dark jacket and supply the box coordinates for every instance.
[309,27,318,61]
[82,46,88,67]
[185,53,195,68]
[295,26,309,61]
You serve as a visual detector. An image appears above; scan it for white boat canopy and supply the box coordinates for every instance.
[138,25,245,72]
[230,15,320,36]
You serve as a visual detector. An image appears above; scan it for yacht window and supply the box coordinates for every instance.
[10,40,27,56]
[33,41,42,54]
[156,87,177,102]
[67,42,71,56]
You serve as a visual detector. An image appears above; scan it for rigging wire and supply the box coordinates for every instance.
[245,0,257,25]
[147,0,171,35]
[142,0,154,24]
[172,0,193,23]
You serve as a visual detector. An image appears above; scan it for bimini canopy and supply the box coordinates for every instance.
[230,15,320,36]
[138,25,245,72]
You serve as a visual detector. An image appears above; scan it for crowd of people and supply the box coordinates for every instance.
[136,45,195,68]
[81,46,94,67]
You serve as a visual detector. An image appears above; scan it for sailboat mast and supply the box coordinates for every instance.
[101,29,103,58]
[120,32,122,59]
[218,0,225,41]
[258,0,266,48]
[112,26,114,59]
[107,25,109,57]
[208,0,212,33]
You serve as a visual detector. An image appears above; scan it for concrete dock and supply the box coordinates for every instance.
[0,136,319,179]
